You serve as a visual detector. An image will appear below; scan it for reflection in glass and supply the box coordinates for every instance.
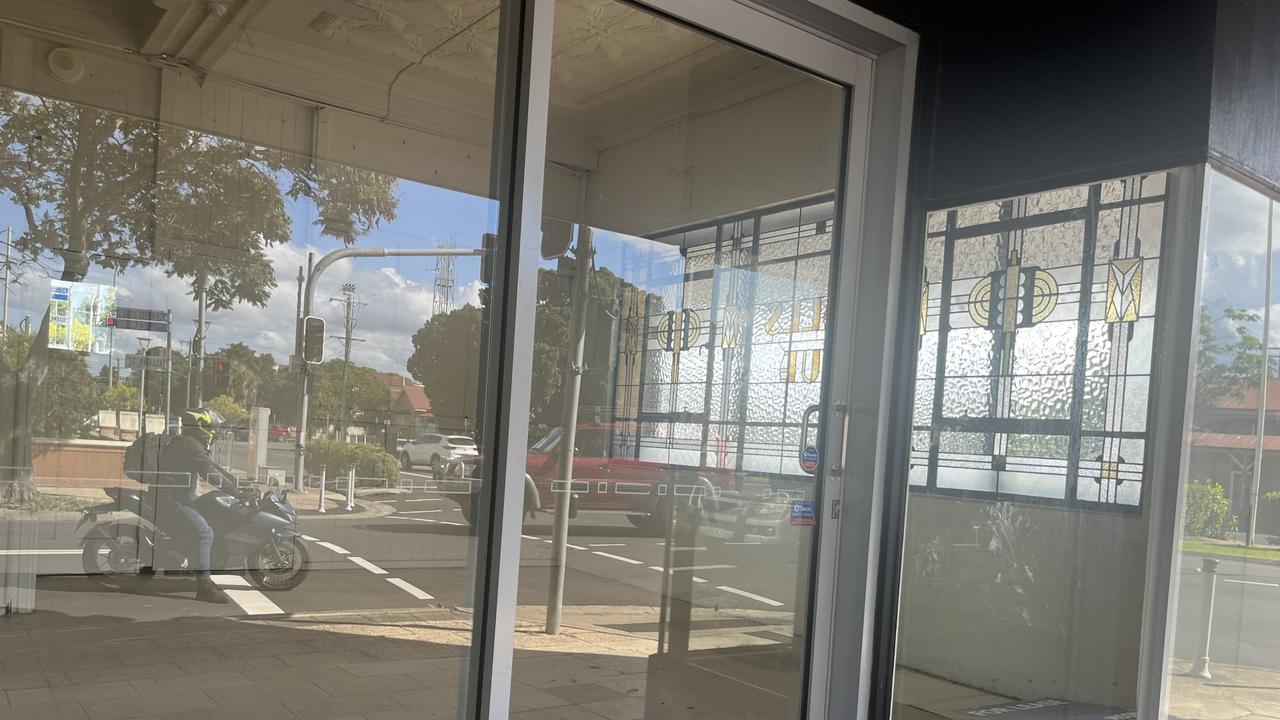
[0,2,506,718]
[504,1,844,717]
[1171,170,1280,719]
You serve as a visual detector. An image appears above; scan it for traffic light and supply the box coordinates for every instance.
[480,232,496,284]
[302,316,325,364]
[212,360,231,396]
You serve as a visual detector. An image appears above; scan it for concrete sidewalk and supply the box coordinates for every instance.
[0,601,794,720]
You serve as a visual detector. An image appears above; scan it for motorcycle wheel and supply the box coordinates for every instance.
[82,531,155,591]
[248,536,309,591]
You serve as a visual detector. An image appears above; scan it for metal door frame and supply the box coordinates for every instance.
[475,1,919,718]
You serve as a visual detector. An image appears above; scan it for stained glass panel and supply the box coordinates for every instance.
[911,173,1168,508]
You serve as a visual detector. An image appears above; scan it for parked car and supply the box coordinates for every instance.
[268,424,294,442]
[441,424,795,538]
[401,433,478,470]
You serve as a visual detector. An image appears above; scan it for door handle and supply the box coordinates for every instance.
[801,404,820,450]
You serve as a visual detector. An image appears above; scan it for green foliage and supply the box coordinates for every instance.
[102,382,138,411]
[1,331,101,439]
[265,361,390,427]
[306,438,399,485]
[1194,306,1271,424]
[407,265,631,430]
[206,394,249,425]
[0,87,397,484]
[1183,480,1238,539]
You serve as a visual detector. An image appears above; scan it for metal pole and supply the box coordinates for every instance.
[547,227,592,635]
[1,227,11,342]
[338,288,354,441]
[291,246,483,492]
[138,361,147,436]
[346,464,355,512]
[1190,557,1220,678]
[164,310,173,431]
[193,271,207,407]
[317,465,326,513]
[1249,201,1275,547]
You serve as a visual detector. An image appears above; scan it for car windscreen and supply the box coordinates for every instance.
[529,427,561,453]
[447,436,476,447]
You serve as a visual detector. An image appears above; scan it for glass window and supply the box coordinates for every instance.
[895,174,1171,719]
[507,1,845,718]
[0,2,512,718]
[1167,169,1280,719]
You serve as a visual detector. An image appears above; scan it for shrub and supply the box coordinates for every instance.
[306,438,399,486]
[206,394,249,425]
[1183,480,1237,539]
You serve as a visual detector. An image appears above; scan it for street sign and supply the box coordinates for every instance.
[109,306,169,332]
[115,307,168,323]
[799,445,820,474]
[126,354,166,371]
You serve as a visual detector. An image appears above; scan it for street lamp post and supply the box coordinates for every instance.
[137,337,153,435]
[292,246,483,489]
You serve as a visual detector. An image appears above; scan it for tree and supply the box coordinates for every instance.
[204,342,279,409]
[102,381,137,411]
[0,89,398,504]
[406,265,631,431]
[264,361,389,432]
[406,304,481,428]
[0,331,102,440]
[1194,306,1271,426]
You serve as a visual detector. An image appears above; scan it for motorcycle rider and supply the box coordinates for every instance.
[156,408,239,603]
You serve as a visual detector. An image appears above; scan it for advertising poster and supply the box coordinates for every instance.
[48,280,117,353]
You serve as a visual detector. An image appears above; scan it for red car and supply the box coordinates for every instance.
[268,424,294,442]
[444,423,748,534]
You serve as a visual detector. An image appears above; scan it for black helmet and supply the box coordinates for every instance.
[180,408,216,447]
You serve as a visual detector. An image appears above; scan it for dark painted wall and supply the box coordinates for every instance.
[1210,0,1280,193]
[858,0,1219,207]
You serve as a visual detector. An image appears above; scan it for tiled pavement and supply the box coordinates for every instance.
[0,602,799,720]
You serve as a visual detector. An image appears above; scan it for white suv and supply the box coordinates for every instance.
[401,433,478,471]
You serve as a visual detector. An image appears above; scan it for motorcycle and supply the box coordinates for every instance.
[76,484,309,592]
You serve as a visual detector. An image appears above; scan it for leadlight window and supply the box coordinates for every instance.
[911,175,1168,509]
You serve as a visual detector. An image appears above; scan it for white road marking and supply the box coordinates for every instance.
[437,521,464,526]
[403,498,445,503]
[717,585,783,606]
[300,535,319,542]
[540,539,552,543]
[648,564,735,573]
[386,577,434,600]
[315,541,349,555]
[522,534,540,540]
[588,543,625,547]
[347,556,388,575]
[395,516,438,523]
[692,577,707,584]
[210,575,283,615]
[725,542,762,546]
[664,546,707,551]
[398,509,444,514]
[0,549,81,555]
[566,543,587,551]
[593,551,643,565]
[223,589,285,615]
[1224,578,1280,588]
[209,574,250,587]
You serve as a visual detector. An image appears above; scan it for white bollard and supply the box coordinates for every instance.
[346,465,356,512]
[317,466,327,514]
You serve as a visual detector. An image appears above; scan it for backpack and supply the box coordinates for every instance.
[123,433,168,483]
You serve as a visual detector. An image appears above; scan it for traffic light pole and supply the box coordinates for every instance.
[292,246,484,490]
